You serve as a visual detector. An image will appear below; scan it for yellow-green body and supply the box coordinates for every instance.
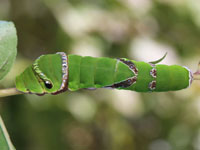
[15,53,192,95]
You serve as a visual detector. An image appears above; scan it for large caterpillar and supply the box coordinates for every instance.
[15,52,199,95]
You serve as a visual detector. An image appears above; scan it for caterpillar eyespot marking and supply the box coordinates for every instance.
[44,81,53,89]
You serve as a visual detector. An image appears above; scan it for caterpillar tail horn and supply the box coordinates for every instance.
[193,62,200,80]
[149,52,167,64]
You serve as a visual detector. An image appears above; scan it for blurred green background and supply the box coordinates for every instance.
[1,0,200,150]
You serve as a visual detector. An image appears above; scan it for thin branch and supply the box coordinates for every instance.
[0,116,15,150]
[193,62,200,80]
[0,88,23,98]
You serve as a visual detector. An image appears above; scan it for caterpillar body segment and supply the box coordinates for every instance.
[154,65,191,91]
[15,52,193,95]
[68,55,136,91]
[16,54,65,95]
[124,61,154,92]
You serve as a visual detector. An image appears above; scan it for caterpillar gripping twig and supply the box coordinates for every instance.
[15,52,194,95]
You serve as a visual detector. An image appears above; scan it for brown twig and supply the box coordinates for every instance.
[0,88,23,98]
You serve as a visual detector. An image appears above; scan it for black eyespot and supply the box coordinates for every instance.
[44,81,53,89]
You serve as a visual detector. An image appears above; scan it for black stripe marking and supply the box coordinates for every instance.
[104,58,138,89]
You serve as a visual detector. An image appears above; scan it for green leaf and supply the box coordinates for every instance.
[0,116,15,150]
[0,21,17,81]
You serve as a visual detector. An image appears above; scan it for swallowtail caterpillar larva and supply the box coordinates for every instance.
[15,52,200,95]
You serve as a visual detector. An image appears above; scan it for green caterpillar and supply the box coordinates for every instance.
[15,52,198,95]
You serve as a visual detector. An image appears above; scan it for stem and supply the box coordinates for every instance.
[0,116,15,150]
[193,62,200,80]
[193,73,200,80]
[0,88,23,98]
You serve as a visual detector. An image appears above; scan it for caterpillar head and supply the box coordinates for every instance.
[15,52,68,95]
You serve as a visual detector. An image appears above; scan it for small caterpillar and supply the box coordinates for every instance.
[15,52,199,95]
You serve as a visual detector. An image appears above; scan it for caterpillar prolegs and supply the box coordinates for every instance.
[15,52,198,95]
